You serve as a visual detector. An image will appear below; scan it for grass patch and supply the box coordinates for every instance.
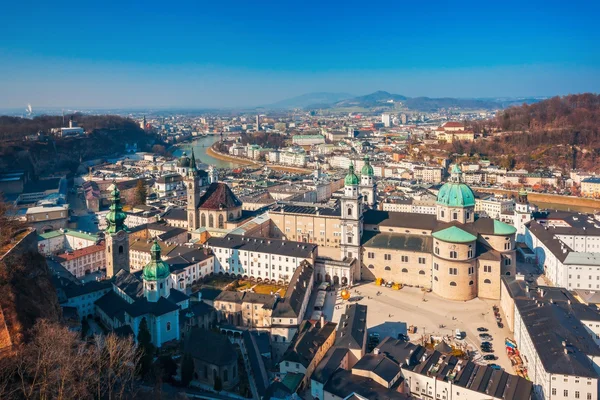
[201,275,236,289]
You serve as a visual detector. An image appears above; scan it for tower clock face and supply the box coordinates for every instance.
[115,230,126,241]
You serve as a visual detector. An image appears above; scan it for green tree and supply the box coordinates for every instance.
[181,353,195,387]
[137,318,155,378]
[134,179,147,205]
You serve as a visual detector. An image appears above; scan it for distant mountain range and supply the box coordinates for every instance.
[266,92,354,109]
[267,90,544,111]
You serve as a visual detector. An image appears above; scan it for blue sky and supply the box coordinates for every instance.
[0,0,599,108]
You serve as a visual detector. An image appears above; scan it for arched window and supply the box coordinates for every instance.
[188,183,192,189]
[229,212,234,221]
[385,266,391,271]
[402,268,408,273]
[201,213,206,226]
[368,264,374,269]
[440,210,445,218]
[150,283,155,290]
[434,276,438,281]
[469,280,474,286]
[118,245,123,254]
[204,365,208,378]
[209,214,214,228]
[224,369,228,382]
[450,282,457,286]
[166,322,171,331]
[505,271,511,276]
[347,208,352,217]
[108,246,111,253]
[218,214,224,229]
[419,270,425,275]
[484,279,491,284]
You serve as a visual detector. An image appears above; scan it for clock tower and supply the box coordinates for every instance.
[105,182,129,278]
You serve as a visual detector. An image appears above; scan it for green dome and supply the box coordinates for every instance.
[143,240,171,281]
[432,226,477,243]
[361,156,374,176]
[345,164,360,186]
[493,220,517,235]
[437,182,475,207]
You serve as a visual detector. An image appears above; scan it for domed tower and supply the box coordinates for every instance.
[143,240,171,302]
[185,150,201,231]
[177,151,191,175]
[340,163,363,268]
[360,155,376,208]
[105,182,130,278]
[436,165,475,224]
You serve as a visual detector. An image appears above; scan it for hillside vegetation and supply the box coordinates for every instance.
[455,94,600,172]
[0,114,157,176]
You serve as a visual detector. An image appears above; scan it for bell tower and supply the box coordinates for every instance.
[515,187,532,242]
[360,155,376,208]
[340,163,363,265]
[185,150,201,231]
[105,181,129,278]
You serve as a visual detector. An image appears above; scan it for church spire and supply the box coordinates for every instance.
[105,179,127,234]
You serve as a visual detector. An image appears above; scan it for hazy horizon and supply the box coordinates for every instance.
[1,0,599,109]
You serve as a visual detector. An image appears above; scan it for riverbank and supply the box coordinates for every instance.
[473,187,600,212]
[206,145,260,167]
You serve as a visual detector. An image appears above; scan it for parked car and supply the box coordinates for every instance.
[481,348,494,353]
[483,355,497,361]
[477,327,488,332]
[489,364,502,370]
[479,333,492,339]
[481,341,492,347]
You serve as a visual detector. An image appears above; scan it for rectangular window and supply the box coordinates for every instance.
[384,254,391,261]
[401,256,409,262]
[484,265,492,273]
[449,268,458,275]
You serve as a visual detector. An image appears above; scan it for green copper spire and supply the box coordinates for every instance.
[361,155,374,177]
[105,181,128,234]
[345,163,360,186]
[143,239,170,281]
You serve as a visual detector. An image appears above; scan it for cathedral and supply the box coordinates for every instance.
[270,162,517,301]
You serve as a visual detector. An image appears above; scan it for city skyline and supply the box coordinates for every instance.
[1,0,599,108]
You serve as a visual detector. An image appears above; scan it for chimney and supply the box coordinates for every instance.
[320,314,325,328]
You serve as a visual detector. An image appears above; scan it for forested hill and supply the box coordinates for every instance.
[461,93,600,172]
[0,114,143,141]
[0,114,157,176]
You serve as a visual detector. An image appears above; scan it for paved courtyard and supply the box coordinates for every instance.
[323,282,515,371]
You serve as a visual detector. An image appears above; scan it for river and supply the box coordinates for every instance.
[170,135,241,168]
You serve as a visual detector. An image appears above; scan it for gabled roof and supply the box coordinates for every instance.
[197,182,242,210]
[335,304,367,350]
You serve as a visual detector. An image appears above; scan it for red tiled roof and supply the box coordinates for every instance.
[442,122,465,128]
[56,242,105,262]
[197,183,242,210]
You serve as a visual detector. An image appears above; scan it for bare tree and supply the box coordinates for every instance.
[0,320,140,400]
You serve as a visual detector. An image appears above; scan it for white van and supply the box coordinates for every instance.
[455,329,464,340]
